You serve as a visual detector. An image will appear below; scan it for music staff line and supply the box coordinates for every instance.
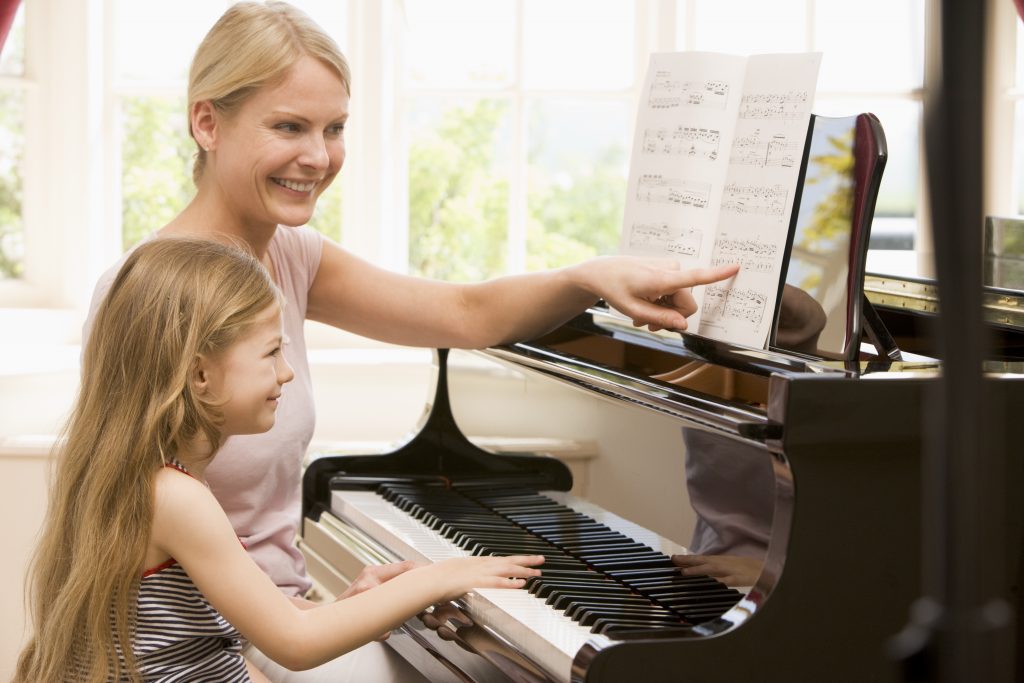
[738,90,810,120]
[649,73,730,110]
[627,222,704,258]
[643,126,721,161]
[710,235,779,273]
[636,175,712,209]
[730,129,802,168]
[701,284,768,326]
[720,183,788,218]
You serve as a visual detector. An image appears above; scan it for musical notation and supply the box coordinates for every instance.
[627,222,703,257]
[636,175,711,209]
[720,183,788,218]
[711,235,778,272]
[643,126,721,161]
[622,51,821,347]
[730,129,802,168]
[738,90,809,120]
[649,73,730,110]
[701,284,768,326]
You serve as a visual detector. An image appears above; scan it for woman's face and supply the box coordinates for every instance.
[212,55,349,231]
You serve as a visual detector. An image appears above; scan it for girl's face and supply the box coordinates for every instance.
[211,55,349,231]
[200,303,294,437]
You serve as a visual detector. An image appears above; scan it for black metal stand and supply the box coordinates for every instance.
[889,0,1015,680]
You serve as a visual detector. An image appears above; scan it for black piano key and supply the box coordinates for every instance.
[531,581,630,599]
[561,602,671,618]
[604,567,687,580]
[576,609,682,628]
[552,593,653,611]
[518,522,607,535]
[553,597,656,615]
[625,575,725,588]
[595,622,695,637]
[673,604,741,618]
[585,556,678,571]
[575,549,664,563]
[585,613,686,630]
[544,534,634,548]
[526,569,603,580]
[658,596,743,610]
[556,533,644,546]
[645,586,740,600]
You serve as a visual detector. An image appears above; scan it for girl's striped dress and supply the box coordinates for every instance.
[124,461,251,681]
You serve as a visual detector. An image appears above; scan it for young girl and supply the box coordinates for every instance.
[15,238,543,683]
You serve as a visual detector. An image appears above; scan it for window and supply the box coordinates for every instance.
[0,4,26,280]
[400,0,637,281]
[1013,18,1024,215]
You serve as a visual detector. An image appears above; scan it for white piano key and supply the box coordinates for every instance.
[331,489,612,682]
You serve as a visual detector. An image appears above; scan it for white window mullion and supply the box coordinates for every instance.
[805,0,815,53]
[683,0,697,51]
[646,0,675,54]
[99,0,123,286]
[508,0,527,274]
[23,0,106,311]
[343,0,402,272]
[983,0,1017,217]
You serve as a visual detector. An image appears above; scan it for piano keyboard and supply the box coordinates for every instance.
[330,484,742,682]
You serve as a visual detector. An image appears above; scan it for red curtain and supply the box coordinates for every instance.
[1016,0,1024,22]
[0,0,20,54]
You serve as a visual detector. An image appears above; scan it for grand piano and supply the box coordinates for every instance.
[300,113,1024,682]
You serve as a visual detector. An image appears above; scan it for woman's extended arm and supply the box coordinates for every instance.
[153,471,542,671]
[307,240,739,348]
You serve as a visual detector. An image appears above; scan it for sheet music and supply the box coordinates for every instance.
[620,52,821,348]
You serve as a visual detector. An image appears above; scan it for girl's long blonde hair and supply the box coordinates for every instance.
[13,238,280,682]
[189,0,351,184]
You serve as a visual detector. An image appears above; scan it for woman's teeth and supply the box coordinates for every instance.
[273,178,316,192]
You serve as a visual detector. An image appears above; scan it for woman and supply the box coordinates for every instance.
[84,3,737,680]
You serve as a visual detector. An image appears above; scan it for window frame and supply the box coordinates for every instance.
[989,0,1021,218]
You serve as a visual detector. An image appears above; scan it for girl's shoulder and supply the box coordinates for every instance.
[152,466,221,526]
[150,464,242,564]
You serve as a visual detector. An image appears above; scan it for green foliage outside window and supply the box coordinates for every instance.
[121,96,195,249]
[308,176,342,243]
[408,100,510,282]
[0,10,26,280]
[0,89,24,279]
[527,143,625,272]
[409,99,627,281]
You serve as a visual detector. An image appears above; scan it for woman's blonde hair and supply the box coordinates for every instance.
[189,1,351,184]
[13,238,281,682]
